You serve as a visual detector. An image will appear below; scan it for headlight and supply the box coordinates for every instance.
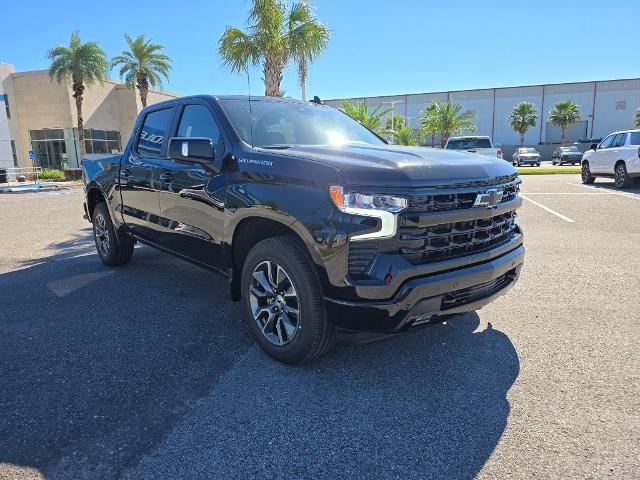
[329,185,407,241]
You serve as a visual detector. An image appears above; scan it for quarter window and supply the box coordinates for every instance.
[177,105,223,154]
[137,108,174,155]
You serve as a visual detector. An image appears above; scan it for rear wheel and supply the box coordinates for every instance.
[241,236,335,364]
[581,162,595,184]
[614,163,632,189]
[92,202,134,266]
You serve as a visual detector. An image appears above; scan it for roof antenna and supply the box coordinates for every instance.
[312,95,324,105]
[246,68,254,148]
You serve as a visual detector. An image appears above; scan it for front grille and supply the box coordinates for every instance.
[441,271,513,309]
[348,210,519,276]
[407,180,519,213]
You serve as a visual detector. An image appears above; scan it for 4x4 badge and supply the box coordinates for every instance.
[474,188,503,208]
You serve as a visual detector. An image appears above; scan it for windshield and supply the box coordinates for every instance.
[220,99,384,148]
[446,138,492,149]
[560,146,579,152]
[519,148,537,153]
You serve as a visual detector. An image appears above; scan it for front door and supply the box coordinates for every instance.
[120,106,176,243]
[157,102,227,273]
[590,133,615,173]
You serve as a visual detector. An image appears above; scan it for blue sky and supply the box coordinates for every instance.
[2,0,638,99]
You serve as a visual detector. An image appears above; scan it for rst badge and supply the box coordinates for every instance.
[473,188,503,208]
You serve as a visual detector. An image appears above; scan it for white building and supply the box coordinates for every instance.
[325,78,640,147]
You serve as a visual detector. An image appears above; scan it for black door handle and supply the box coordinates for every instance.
[160,172,175,183]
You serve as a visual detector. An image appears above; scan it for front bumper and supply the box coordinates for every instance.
[326,244,524,335]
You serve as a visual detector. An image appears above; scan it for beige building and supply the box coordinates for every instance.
[0,62,178,171]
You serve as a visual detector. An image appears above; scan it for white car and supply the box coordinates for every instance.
[444,136,503,159]
[581,129,640,189]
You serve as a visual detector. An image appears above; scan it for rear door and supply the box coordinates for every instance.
[120,106,176,243]
[607,133,628,173]
[156,101,228,272]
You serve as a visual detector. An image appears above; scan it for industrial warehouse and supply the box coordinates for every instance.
[325,77,640,154]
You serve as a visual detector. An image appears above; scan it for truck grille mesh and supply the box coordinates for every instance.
[348,202,520,277]
[440,271,514,309]
[407,181,519,212]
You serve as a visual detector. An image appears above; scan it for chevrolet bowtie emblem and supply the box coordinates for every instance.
[474,188,503,208]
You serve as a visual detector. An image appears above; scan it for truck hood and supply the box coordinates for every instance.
[276,144,516,188]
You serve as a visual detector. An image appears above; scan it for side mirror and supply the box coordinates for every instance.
[590,143,598,151]
[167,137,214,163]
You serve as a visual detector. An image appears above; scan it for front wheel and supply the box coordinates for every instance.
[614,163,632,189]
[92,202,134,266]
[241,236,335,364]
[581,162,595,184]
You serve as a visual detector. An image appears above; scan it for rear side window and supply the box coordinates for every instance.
[137,108,174,155]
[446,138,492,149]
[177,105,223,154]
[629,132,640,145]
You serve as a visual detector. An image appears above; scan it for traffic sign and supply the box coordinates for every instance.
[28,150,35,161]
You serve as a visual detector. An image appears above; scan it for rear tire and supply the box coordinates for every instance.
[92,202,134,266]
[241,236,335,364]
[581,162,595,184]
[614,163,632,189]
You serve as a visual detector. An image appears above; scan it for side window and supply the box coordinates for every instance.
[629,132,640,146]
[598,134,615,149]
[177,105,223,154]
[612,133,627,147]
[137,108,174,155]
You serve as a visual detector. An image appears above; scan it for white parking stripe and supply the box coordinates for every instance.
[520,195,575,223]
[565,182,640,201]
[523,192,616,195]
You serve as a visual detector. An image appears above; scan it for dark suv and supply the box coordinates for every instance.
[82,95,524,364]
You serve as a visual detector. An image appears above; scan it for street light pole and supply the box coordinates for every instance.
[382,100,403,142]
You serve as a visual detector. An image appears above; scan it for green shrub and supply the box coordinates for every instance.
[37,168,66,181]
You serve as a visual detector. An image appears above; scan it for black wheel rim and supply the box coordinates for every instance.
[249,260,300,346]
[94,213,110,256]
[615,166,625,187]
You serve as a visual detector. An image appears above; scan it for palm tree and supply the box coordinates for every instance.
[339,100,390,135]
[419,102,438,147]
[549,100,581,145]
[111,34,172,108]
[218,0,329,97]
[289,1,329,101]
[509,102,537,146]
[48,31,109,157]
[393,126,419,146]
[634,107,640,128]
[419,99,476,148]
[384,114,406,135]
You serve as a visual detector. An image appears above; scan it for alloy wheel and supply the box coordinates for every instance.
[615,165,625,188]
[249,260,300,346]
[582,164,591,183]
[94,213,110,257]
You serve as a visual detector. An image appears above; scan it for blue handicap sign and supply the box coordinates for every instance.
[28,150,36,160]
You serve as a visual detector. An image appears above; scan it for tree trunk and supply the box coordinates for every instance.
[561,125,566,146]
[137,74,149,108]
[440,133,448,149]
[299,58,307,101]
[72,79,86,157]
[519,130,525,146]
[263,54,283,97]
[431,133,435,148]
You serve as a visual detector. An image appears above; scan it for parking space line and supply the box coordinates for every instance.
[520,195,575,223]
[523,192,616,195]
[565,182,640,201]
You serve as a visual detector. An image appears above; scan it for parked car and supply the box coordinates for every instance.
[444,135,503,159]
[552,146,583,165]
[512,147,541,167]
[581,129,640,189]
[82,95,524,364]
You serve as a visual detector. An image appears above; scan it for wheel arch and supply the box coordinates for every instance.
[86,184,107,220]
[614,159,626,170]
[228,215,323,302]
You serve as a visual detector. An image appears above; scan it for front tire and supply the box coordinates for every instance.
[92,202,134,266]
[241,236,335,364]
[581,162,595,184]
[614,163,632,189]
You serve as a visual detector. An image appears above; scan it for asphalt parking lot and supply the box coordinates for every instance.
[1,175,638,480]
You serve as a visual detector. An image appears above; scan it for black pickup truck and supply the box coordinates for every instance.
[82,95,524,364]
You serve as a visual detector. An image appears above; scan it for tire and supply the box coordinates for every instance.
[92,202,134,266]
[241,236,335,364]
[614,163,632,189]
[552,160,556,165]
[581,162,595,184]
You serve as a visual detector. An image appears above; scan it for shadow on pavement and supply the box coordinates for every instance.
[0,247,519,479]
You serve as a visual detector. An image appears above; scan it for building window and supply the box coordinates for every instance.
[30,128,67,169]
[11,140,18,166]
[4,94,10,119]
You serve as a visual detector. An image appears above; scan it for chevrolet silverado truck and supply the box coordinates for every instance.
[82,95,524,364]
